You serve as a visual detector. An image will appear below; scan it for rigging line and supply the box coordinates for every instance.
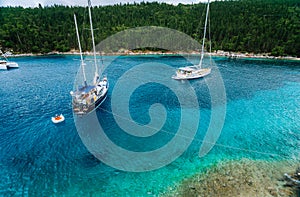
[96,107,293,160]
[195,3,206,40]
[74,14,87,85]
[88,0,98,75]
[208,7,212,66]
[81,6,87,51]
[99,49,105,75]
[199,0,210,68]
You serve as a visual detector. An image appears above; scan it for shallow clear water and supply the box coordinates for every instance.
[0,55,299,196]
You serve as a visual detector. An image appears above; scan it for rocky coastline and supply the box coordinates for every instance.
[164,159,299,197]
[4,50,300,61]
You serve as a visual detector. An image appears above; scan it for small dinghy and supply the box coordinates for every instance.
[51,114,65,124]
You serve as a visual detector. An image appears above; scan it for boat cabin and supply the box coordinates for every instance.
[177,67,197,75]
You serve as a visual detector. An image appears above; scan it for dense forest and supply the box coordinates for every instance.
[0,0,299,56]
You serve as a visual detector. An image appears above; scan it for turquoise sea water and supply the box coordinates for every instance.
[0,55,299,196]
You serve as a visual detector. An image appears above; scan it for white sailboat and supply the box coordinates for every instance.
[70,0,108,115]
[0,60,8,70]
[172,0,212,80]
[0,50,19,70]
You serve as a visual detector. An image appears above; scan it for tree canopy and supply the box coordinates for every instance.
[0,0,299,56]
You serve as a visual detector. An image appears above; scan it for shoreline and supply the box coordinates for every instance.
[6,50,300,61]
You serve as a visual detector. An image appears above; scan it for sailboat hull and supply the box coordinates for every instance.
[0,64,7,70]
[172,67,211,80]
[73,93,108,115]
[72,82,109,115]
[6,62,19,68]
[94,89,108,109]
[0,60,19,70]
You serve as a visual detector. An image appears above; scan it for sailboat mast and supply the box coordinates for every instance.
[74,14,87,86]
[199,0,210,68]
[88,0,98,75]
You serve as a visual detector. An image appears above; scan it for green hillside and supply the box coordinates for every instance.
[0,0,299,56]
